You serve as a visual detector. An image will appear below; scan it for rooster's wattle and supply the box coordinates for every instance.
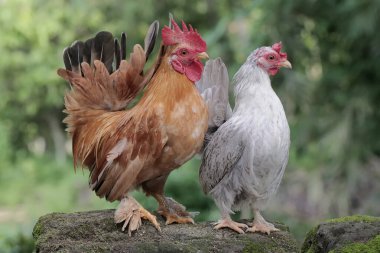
[58,18,209,235]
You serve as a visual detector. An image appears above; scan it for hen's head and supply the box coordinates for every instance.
[162,19,208,82]
[251,42,292,76]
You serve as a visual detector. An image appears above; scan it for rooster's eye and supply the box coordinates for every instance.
[180,49,188,56]
[268,55,275,60]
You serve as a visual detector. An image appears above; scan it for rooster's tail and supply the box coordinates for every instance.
[57,21,159,168]
[57,21,159,125]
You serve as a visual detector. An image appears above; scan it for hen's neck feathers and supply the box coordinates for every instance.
[233,59,271,99]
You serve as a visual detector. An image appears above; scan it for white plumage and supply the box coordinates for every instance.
[199,44,291,234]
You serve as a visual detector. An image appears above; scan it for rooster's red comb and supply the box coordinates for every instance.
[272,42,287,59]
[162,19,206,52]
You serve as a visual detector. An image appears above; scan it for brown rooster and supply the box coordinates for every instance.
[57,18,209,235]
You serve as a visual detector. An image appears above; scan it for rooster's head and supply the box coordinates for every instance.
[162,19,208,82]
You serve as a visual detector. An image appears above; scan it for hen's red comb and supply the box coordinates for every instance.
[272,42,287,59]
[162,19,206,52]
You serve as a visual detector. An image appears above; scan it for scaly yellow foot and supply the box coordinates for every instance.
[154,195,197,225]
[114,196,161,236]
[213,218,248,234]
[246,210,279,235]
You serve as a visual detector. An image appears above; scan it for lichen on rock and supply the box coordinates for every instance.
[33,209,299,253]
[301,215,380,253]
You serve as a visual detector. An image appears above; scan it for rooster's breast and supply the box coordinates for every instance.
[155,91,208,170]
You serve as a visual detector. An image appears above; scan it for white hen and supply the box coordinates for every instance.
[199,42,291,234]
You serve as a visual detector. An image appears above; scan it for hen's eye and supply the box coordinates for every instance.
[180,50,188,56]
[268,55,275,60]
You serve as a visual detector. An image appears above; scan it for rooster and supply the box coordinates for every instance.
[57,18,209,235]
[198,43,291,234]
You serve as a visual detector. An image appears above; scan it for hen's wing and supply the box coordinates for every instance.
[199,121,244,194]
[196,58,232,150]
[87,107,167,202]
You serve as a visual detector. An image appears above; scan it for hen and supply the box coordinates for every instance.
[199,43,291,234]
[57,18,209,235]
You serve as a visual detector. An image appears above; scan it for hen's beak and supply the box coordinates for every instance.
[280,60,292,69]
[197,52,209,60]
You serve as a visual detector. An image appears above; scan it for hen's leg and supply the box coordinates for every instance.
[142,175,196,225]
[213,211,248,234]
[246,209,279,235]
[114,195,161,235]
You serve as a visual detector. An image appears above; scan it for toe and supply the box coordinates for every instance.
[165,215,195,225]
[213,220,246,234]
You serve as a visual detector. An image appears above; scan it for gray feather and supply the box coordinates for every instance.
[196,58,232,129]
[168,13,174,29]
[199,122,244,194]
[199,53,290,214]
[144,21,159,61]
[196,58,232,151]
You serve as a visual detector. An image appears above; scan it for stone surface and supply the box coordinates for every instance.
[33,209,299,253]
[301,215,380,253]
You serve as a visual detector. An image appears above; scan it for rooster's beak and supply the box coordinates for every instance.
[280,60,292,69]
[197,52,209,60]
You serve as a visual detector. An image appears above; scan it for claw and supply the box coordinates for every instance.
[213,219,248,234]
[247,210,279,235]
[155,195,196,225]
[246,224,279,235]
[163,214,195,225]
[114,196,161,235]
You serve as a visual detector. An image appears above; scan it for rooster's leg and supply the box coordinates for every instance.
[114,195,161,235]
[213,212,248,234]
[246,209,279,235]
[142,175,196,225]
[153,193,197,225]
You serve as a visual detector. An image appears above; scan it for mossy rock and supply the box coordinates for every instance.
[301,215,380,253]
[33,209,299,253]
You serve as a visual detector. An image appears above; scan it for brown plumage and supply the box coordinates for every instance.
[57,19,209,235]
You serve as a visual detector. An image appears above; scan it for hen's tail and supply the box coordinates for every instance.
[196,58,232,152]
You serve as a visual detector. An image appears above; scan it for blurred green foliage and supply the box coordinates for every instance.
[1,0,380,252]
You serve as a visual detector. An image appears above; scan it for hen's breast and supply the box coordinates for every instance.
[236,87,290,197]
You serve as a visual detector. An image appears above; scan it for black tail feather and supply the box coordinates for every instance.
[114,38,121,69]
[120,32,127,60]
[62,41,84,75]
[62,20,159,76]
[144,20,159,61]
[93,31,114,73]
[83,38,93,65]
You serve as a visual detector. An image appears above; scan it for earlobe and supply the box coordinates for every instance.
[171,59,185,74]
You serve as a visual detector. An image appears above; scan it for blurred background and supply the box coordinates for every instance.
[0,0,379,251]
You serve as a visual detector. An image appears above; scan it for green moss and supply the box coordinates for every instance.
[326,215,380,224]
[301,215,380,253]
[301,226,318,253]
[32,220,43,239]
[330,235,380,253]
[243,241,274,253]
